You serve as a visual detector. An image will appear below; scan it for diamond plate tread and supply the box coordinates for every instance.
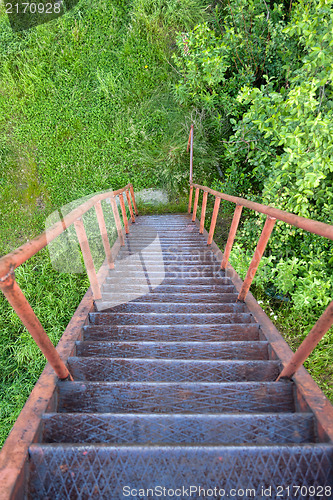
[105,277,232,286]
[82,323,260,341]
[124,236,207,240]
[57,381,295,414]
[28,444,333,500]
[104,268,226,277]
[41,413,315,445]
[117,250,219,259]
[67,358,280,382]
[115,256,219,263]
[88,312,251,326]
[122,242,211,247]
[93,303,246,315]
[75,340,269,360]
[109,263,225,271]
[98,293,239,304]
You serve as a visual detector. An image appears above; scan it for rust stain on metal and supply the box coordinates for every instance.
[221,204,243,270]
[277,300,333,380]
[207,197,221,245]
[0,272,71,380]
[74,218,102,301]
[237,216,276,302]
[125,190,135,223]
[119,193,129,234]
[192,188,200,223]
[94,201,114,270]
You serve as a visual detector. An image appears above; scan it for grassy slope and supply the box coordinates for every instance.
[0,0,210,447]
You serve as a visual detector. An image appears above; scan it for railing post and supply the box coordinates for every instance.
[94,201,114,270]
[74,217,102,300]
[238,216,276,302]
[192,188,200,222]
[126,189,135,223]
[207,197,221,245]
[129,185,139,216]
[119,193,129,234]
[277,300,333,380]
[187,125,194,182]
[188,186,193,214]
[190,125,194,182]
[221,204,243,270]
[0,272,72,380]
[199,191,208,234]
[110,196,125,246]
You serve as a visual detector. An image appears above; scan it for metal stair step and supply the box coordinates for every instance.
[41,413,316,444]
[105,277,232,286]
[82,323,260,341]
[98,292,239,304]
[88,311,251,325]
[117,250,218,258]
[68,358,280,382]
[113,254,217,260]
[75,340,269,359]
[56,381,295,414]
[93,302,245,315]
[123,239,207,244]
[109,256,221,268]
[28,443,333,499]
[104,269,226,278]
[121,243,211,249]
[68,357,280,382]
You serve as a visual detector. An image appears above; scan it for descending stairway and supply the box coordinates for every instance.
[28,215,333,499]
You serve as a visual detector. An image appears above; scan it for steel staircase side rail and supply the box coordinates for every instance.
[187,125,333,381]
[0,183,134,277]
[195,216,333,443]
[0,224,129,499]
[277,300,333,380]
[0,182,137,382]
[190,182,333,240]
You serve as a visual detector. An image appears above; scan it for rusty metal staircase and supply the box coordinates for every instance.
[26,214,333,499]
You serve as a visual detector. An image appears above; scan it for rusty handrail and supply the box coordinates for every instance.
[188,183,333,381]
[0,183,138,380]
[0,184,134,278]
[187,124,194,182]
[187,127,333,380]
[191,183,333,240]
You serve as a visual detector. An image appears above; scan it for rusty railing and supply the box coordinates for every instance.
[0,184,138,380]
[187,126,333,380]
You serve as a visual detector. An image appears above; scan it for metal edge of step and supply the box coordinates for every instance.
[40,412,316,445]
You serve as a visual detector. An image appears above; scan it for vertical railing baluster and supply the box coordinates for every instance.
[126,189,135,223]
[110,196,125,246]
[119,193,129,234]
[189,124,194,182]
[94,201,114,270]
[74,217,102,300]
[192,188,200,222]
[0,272,72,380]
[129,184,139,216]
[207,197,221,245]
[277,300,333,380]
[199,191,208,234]
[188,186,193,214]
[221,204,243,270]
[238,216,276,301]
